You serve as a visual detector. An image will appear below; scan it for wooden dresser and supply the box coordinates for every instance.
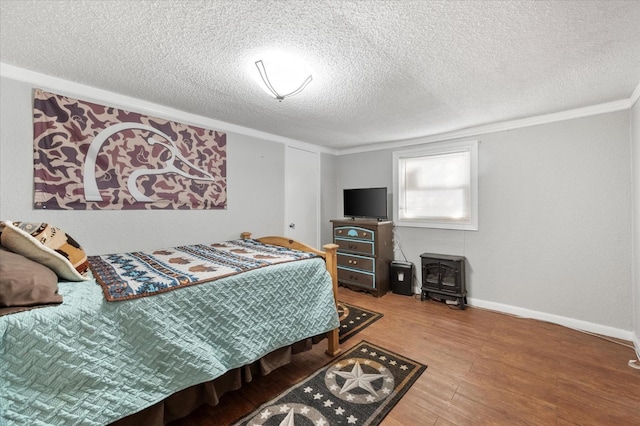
[331,219,393,297]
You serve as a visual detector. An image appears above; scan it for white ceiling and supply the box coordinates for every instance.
[1,0,639,151]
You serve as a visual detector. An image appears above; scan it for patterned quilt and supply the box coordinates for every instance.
[89,238,319,301]
[0,251,339,425]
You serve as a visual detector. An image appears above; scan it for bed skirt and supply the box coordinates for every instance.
[111,334,326,426]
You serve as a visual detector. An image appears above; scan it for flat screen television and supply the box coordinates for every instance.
[343,187,388,220]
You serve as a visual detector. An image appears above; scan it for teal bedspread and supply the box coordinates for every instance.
[0,257,339,425]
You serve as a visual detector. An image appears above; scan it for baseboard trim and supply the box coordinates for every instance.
[467,297,634,341]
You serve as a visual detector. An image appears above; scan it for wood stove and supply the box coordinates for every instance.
[420,253,467,309]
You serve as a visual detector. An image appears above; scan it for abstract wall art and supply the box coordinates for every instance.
[33,89,226,210]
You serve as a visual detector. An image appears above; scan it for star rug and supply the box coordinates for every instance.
[337,302,383,343]
[232,341,426,426]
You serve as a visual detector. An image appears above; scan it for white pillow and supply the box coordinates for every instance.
[0,221,89,282]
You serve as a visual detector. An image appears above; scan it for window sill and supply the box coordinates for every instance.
[394,219,478,231]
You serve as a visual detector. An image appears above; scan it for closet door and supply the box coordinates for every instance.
[285,146,320,248]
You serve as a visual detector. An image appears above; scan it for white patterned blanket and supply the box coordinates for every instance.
[89,238,318,301]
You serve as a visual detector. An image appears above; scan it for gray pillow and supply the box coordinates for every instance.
[0,246,62,316]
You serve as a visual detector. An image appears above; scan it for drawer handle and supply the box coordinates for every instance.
[348,260,358,265]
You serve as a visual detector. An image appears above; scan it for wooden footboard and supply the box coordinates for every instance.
[241,232,341,356]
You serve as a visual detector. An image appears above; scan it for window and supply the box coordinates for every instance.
[393,140,478,230]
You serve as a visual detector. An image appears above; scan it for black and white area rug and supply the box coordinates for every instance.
[232,341,427,426]
[337,302,383,343]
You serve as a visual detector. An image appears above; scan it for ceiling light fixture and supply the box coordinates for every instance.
[255,59,313,102]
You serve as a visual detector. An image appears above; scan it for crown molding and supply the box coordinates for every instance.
[1,62,634,158]
[631,80,640,107]
[0,63,334,155]
[338,98,633,155]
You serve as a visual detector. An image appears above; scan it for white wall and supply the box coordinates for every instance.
[631,93,640,352]
[335,111,634,339]
[0,76,286,255]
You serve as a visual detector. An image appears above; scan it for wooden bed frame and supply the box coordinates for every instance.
[241,232,341,356]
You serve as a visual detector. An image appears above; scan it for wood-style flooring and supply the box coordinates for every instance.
[171,286,640,425]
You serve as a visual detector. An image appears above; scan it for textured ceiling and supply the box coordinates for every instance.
[1,0,639,150]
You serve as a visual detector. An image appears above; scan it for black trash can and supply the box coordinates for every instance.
[390,261,414,296]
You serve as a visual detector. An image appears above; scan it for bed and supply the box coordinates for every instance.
[0,225,340,426]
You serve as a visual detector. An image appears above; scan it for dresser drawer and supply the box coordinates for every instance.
[337,253,374,273]
[335,238,374,256]
[334,226,374,241]
[337,268,375,289]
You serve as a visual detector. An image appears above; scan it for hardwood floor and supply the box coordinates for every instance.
[172,287,640,425]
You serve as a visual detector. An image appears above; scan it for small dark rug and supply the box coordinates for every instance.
[337,301,383,343]
[232,341,427,425]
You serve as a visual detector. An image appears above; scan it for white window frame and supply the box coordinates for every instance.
[393,140,479,231]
